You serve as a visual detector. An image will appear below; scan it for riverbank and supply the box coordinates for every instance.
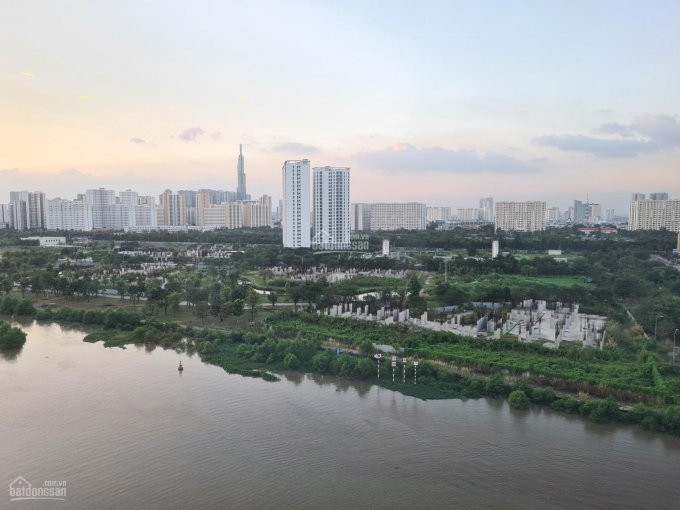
[3,292,680,436]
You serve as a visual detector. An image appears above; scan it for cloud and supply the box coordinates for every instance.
[211,132,222,140]
[272,142,320,154]
[130,138,147,145]
[353,143,535,174]
[179,127,205,142]
[534,114,680,158]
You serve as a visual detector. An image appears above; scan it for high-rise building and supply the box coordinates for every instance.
[46,198,94,231]
[119,190,139,207]
[546,207,561,222]
[350,203,371,231]
[631,193,646,202]
[243,195,273,228]
[495,201,547,232]
[159,190,187,226]
[312,166,350,249]
[9,191,46,231]
[134,204,157,227]
[589,204,602,223]
[650,192,669,201]
[369,203,427,231]
[629,199,680,231]
[605,208,616,222]
[457,208,481,222]
[0,204,12,229]
[86,188,116,229]
[479,197,494,222]
[236,144,247,201]
[573,200,587,224]
[427,207,451,222]
[282,160,311,248]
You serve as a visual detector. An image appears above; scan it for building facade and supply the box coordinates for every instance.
[495,201,547,232]
[629,199,680,231]
[46,198,93,231]
[282,160,311,248]
[427,206,451,223]
[312,167,350,249]
[369,203,427,231]
[159,190,187,226]
[350,203,371,231]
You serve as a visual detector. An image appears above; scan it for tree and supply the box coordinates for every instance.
[286,283,303,312]
[231,299,245,317]
[115,279,128,302]
[508,390,530,410]
[18,276,30,298]
[267,291,278,309]
[167,291,181,316]
[247,289,260,322]
[195,301,209,324]
[219,301,233,322]
[0,275,13,295]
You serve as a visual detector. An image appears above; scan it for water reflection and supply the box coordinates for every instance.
[2,320,680,510]
[0,347,22,361]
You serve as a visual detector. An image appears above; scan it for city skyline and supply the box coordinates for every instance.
[2,1,680,213]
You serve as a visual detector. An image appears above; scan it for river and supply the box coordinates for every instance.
[1,320,679,509]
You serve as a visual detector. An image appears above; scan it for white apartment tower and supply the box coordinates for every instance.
[495,201,547,232]
[46,198,94,231]
[9,191,46,231]
[282,160,311,248]
[312,166,350,250]
[629,199,680,231]
[86,188,116,229]
[479,197,494,222]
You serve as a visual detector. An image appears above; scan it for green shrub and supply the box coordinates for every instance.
[0,321,26,349]
[283,353,300,370]
[508,389,530,410]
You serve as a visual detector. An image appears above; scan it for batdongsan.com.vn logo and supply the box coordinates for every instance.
[312,230,369,251]
[8,476,66,502]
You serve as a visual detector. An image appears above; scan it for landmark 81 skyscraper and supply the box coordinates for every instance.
[237,144,247,200]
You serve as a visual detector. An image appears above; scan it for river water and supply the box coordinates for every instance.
[1,320,679,509]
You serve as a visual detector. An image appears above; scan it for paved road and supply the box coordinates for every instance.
[650,254,680,271]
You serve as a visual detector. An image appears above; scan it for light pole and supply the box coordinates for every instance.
[674,329,679,365]
[654,314,664,341]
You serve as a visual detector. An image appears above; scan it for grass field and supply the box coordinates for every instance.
[18,291,287,330]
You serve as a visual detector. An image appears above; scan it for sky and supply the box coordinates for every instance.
[1,0,679,214]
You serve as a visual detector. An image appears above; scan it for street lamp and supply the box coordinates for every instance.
[674,329,679,365]
[654,314,664,341]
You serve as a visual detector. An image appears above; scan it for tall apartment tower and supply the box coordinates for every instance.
[282,160,311,248]
[159,190,187,226]
[650,192,669,201]
[312,166,350,250]
[479,197,494,222]
[237,144,247,200]
[9,191,46,231]
[86,188,116,229]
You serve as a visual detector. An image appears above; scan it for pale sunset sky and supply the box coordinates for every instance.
[1,0,679,213]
